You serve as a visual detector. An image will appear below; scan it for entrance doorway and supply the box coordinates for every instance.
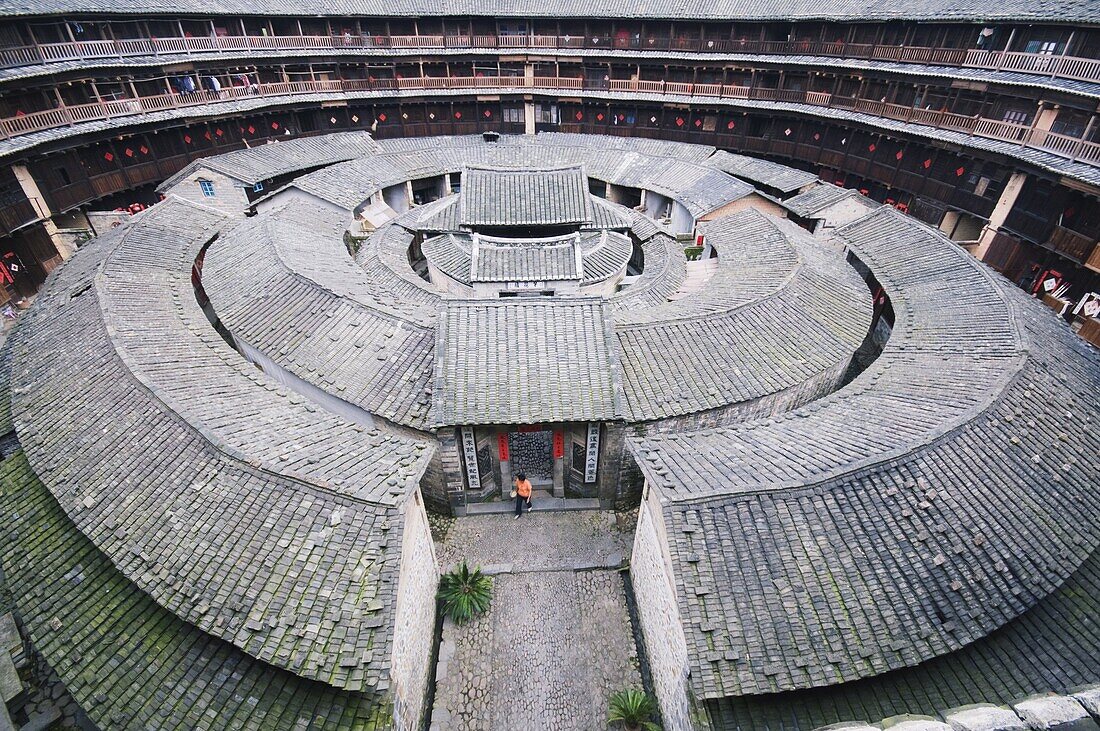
[508,430,554,488]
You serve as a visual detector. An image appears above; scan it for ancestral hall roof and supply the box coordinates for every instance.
[470,234,582,283]
[460,166,594,229]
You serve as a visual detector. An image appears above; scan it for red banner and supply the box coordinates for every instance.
[497,433,509,461]
[552,431,565,459]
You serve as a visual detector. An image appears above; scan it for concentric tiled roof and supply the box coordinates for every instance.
[707,149,820,194]
[0,451,393,730]
[630,207,1100,699]
[615,209,872,421]
[10,197,434,693]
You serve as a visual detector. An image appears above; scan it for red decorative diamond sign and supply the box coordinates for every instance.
[728,121,736,130]
[596,113,604,121]
[922,159,931,169]
[483,109,492,118]
[575,111,583,121]
[124,148,133,157]
[895,150,904,160]
[956,166,965,176]
[204,131,212,140]
[694,119,702,127]
[675,117,684,127]
[378,113,386,122]
[139,145,148,155]
[215,128,223,137]
[184,135,192,144]
[248,125,255,134]
[454,111,462,119]
[868,143,876,152]
[271,122,279,129]
[103,152,114,161]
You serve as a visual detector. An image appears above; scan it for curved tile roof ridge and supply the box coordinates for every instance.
[0,451,394,730]
[613,209,872,421]
[627,205,1100,698]
[615,208,803,326]
[204,208,438,429]
[11,196,434,691]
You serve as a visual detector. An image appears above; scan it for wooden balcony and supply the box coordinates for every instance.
[0,33,1097,83]
[0,196,47,237]
[1047,225,1098,263]
[1,76,1098,172]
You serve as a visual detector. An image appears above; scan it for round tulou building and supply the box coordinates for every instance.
[0,2,1097,731]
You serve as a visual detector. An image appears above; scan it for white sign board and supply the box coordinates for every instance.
[461,427,480,488]
[584,423,600,483]
[1085,299,1100,318]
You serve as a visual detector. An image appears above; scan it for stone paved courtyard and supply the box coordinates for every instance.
[430,511,645,731]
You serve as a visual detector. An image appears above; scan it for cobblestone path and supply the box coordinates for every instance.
[430,511,644,731]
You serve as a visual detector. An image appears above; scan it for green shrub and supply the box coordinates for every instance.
[437,562,492,624]
[608,688,661,730]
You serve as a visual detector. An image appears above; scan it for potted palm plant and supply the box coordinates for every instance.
[437,562,492,624]
[608,688,661,731]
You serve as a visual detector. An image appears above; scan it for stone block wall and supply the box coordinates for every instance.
[630,487,700,731]
[390,490,440,731]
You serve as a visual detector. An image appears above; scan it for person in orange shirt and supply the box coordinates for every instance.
[513,472,532,519]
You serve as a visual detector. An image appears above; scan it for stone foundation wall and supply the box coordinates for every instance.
[390,490,440,731]
[629,487,699,731]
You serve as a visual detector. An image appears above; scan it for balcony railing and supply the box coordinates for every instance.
[0,195,47,236]
[2,76,1098,169]
[1046,225,1098,263]
[0,34,1098,83]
